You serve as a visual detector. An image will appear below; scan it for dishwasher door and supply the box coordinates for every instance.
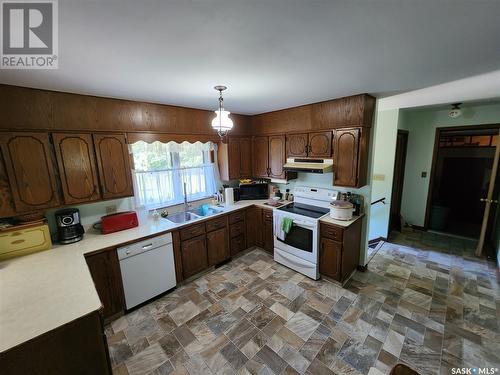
[117,233,176,309]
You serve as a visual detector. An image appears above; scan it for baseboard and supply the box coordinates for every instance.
[368,236,387,245]
[409,225,426,231]
[357,265,368,272]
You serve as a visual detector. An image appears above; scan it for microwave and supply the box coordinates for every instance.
[238,183,269,200]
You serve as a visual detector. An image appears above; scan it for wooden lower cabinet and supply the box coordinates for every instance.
[246,207,263,248]
[0,310,111,375]
[319,219,362,283]
[207,226,230,266]
[229,210,246,256]
[262,209,274,253]
[85,249,125,321]
[181,234,208,279]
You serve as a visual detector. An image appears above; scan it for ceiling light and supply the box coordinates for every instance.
[211,85,233,139]
[448,103,462,118]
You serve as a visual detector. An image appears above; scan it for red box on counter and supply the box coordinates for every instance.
[101,211,139,234]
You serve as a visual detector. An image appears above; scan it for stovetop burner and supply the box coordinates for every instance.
[277,202,329,219]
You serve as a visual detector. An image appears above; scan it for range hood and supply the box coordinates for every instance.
[283,158,333,174]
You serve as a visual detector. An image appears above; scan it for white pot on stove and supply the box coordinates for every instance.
[330,200,354,221]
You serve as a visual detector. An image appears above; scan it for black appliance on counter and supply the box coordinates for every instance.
[238,182,269,200]
[55,208,85,244]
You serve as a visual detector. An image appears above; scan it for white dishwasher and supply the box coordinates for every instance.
[117,233,176,309]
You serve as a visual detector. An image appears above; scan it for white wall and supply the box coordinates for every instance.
[368,109,399,240]
[398,102,500,227]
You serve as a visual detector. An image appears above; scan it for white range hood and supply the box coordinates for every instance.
[283,158,333,174]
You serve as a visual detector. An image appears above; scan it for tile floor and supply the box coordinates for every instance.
[105,239,500,375]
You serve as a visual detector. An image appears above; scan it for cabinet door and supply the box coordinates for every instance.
[262,209,274,253]
[0,132,61,212]
[181,234,208,279]
[93,133,133,199]
[286,133,308,157]
[207,227,229,266]
[333,128,360,187]
[268,135,286,179]
[308,131,332,158]
[0,151,16,218]
[228,138,241,180]
[319,237,342,281]
[239,138,252,178]
[246,207,262,248]
[85,250,125,320]
[53,133,100,204]
[252,136,269,178]
[230,234,246,256]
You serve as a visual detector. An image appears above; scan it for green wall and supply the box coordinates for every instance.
[398,102,500,227]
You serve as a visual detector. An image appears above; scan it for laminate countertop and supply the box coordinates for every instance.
[0,200,278,353]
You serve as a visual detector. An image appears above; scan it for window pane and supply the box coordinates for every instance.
[132,142,172,171]
[179,147,204,168]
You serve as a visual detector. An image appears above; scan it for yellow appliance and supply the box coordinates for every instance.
[0,220,52,261]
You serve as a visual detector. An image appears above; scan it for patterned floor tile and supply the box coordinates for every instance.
[105,236,499,375]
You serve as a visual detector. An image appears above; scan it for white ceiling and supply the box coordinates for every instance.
[1,0,499,115]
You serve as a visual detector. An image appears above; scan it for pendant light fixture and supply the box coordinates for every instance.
[211,85,233,139]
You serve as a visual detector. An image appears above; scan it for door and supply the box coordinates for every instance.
[93,133,133,199]
[286,133,308,157]
[253,136,269,178]
[268,135,286,179]
[246,207,262,247]
[85,250,125,319]
[389,130,408,232]
[262,209,274,253]
[319,237,341,281]
[207,227,229,265]
[333,128,360,187]
[228,138,241,179]
[181,234,208,279]
[239,138,252,178]
[309,131,332,158]
[53,133,101,204]
[0,132,61,212]
[477,128,500,256]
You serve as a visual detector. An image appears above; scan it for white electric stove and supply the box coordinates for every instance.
[273,186,339,279]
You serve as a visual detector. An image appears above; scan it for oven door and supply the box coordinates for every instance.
[273,211,318,264]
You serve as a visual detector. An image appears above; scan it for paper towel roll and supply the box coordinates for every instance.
[225,187,234,206]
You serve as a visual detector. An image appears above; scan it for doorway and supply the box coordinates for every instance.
[425,126,499,250]
[389,130,408,232]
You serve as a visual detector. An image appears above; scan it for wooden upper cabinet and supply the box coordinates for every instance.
[228,138,241,180]
[252,136,269,178]
[0,151,16,218]
[0,132,61,212]
[93,133,133,199]
[268,135,286,179]
[286,133,308,157]
[53,133,101,204]
[239,138,252,178]
[308,131,332,158]
[333,128,360,187]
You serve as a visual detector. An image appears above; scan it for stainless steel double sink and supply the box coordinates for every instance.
[164,206,225,224]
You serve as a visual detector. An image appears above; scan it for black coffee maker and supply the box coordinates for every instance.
[55,208,84,244]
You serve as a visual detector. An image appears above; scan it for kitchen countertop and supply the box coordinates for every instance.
[0,200,278,353]
[319,213,365,227]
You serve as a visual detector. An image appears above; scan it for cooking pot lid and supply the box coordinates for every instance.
[330,200,353,208]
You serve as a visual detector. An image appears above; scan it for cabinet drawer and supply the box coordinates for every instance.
[180,223,206,241]
[230,221,245,238]
[320,223,343,242]
[263,209,273,221]
[229,210,245,224]
[206,216,227,232]
[230,233,246,256]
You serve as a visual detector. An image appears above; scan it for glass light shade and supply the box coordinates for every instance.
[211,109,234,131]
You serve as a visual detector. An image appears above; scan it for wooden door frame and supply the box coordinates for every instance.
[424,123,500,230]
[389,129,409,232]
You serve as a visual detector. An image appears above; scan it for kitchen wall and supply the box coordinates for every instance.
[367,108,400,241]
[398,101,500,227]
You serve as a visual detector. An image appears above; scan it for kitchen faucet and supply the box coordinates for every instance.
[183,182,191,212]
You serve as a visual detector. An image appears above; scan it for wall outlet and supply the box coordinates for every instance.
[106,205,117,214]
[421,171,427,178]
[373,174,385,181]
